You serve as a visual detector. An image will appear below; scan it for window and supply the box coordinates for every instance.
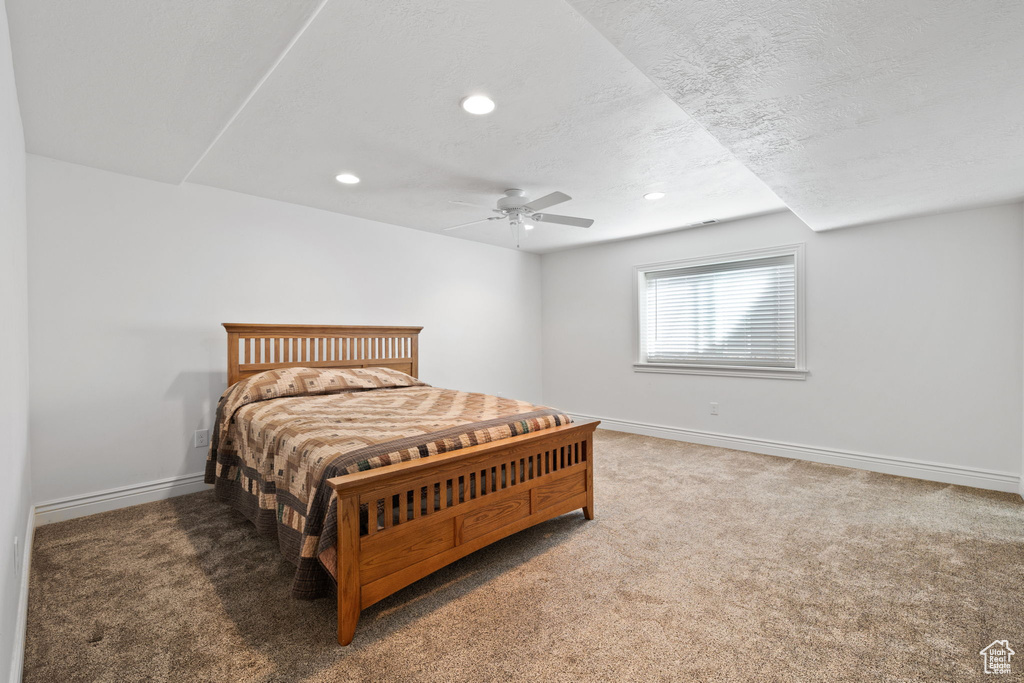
[635,245,806,379]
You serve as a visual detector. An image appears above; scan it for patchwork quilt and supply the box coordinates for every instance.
[205,366,570,599]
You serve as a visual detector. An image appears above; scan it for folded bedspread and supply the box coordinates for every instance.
[205,366,570,599]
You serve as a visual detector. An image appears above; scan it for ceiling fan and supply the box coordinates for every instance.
[444,189,594,238]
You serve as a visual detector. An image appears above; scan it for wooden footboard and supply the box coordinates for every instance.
[327,419,598,645]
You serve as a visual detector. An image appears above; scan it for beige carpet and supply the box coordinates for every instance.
[24,430,1024,682]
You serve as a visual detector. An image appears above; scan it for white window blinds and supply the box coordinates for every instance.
[642,254,797,368]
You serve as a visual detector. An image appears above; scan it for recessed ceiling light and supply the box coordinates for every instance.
[644,192,666,200]
[461,95,495,115]
[335,173,360,184]
[524,223,534,230]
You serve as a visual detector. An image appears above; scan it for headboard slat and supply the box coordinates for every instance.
[223,324,424,387]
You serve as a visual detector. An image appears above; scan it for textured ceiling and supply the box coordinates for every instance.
[7,0,324,183]
[6,0,782,252]
[567,0,1024,231]
[8,1,1023,248]
[185,0,783,252]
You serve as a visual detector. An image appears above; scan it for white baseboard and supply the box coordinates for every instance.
[9,506,34,683]
[572,413,1022,494]
[34,472,211,526]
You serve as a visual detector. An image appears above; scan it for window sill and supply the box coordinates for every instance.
[633,363,809,380]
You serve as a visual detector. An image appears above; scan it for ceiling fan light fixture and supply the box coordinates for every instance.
[335,173,360,185]
[461,94,495,115]
[644,192,666,200]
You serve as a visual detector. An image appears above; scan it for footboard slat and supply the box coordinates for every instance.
[330,420,598,645]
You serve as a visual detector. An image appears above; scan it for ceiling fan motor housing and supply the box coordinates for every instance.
[496,189,528,210]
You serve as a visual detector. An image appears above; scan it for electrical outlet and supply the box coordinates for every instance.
[710,402,719,416]
[194,429,210,448]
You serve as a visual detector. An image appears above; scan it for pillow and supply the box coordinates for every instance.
[217,366,427,430]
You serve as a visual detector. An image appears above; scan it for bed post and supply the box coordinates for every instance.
[226,329,240,387]
[336,492,361,646]
[583,430,595,520]
[409,333,419,379]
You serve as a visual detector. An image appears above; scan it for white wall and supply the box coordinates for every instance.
[0,0,31,677]
[27,156,544,506]
[543,205,1024,490]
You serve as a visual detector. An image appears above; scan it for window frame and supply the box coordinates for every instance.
[633,243,808,380]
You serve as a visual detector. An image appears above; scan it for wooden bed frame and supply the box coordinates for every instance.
[223,324,598,645]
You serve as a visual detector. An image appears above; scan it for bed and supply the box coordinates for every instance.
[206,323,598,645]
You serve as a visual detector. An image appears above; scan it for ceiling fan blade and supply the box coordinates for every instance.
[533,213,594,228]
[448,200,494,210]
[442,217,491,232]
[524,191,571,211]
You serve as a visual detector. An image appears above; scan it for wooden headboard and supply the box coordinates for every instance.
[223,324,423,387]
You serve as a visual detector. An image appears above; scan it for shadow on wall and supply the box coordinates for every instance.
[121,321,227,460]
[167,491,588,681]
[165,370,225,427]
[164,370,225,471]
